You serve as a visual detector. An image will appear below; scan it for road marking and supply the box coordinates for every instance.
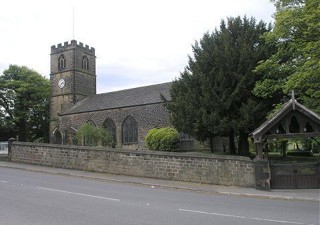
[178,209,312,225]
[0,180,8,183]
[37,187,120,202]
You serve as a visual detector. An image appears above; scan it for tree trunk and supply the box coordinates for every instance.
[229,130,236,154]
[238,130,249,156]
[17,119,27,142]
[209,135,214,153]
[238,133,243,155]
[281,140,287,158]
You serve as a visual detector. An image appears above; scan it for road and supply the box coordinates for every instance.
[0,168,319,225]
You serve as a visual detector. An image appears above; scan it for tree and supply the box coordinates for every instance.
[76,123,112,147]
[166,17,274,154]
[254,0,320,112]
[0,65,50,142]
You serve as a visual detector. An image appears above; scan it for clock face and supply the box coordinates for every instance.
[58,79,65,88]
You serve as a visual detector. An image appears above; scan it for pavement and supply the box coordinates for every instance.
[0,160,319,202]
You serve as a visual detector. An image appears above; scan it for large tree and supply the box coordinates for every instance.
[254,0,320,112]
[167,16,274,154]
[0,65,50,142]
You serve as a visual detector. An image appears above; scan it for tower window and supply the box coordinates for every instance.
[82,56,89,70]
[122,116,138,144]
[58,54,66,70]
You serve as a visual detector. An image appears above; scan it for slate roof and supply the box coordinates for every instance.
[61,82,172,115]
[251,98,320,142]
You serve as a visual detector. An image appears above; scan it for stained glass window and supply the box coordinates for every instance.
[122,116,138,144]
[103,118,117,148]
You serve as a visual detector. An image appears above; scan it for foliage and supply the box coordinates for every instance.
[0,65,50,142]
[145,127,179,151]
[165,16,274,155]
[254,0,320,112]
[76,123,112,147]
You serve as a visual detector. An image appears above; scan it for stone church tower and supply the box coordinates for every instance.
[49,40,96,144]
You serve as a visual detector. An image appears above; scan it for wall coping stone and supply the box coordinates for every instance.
[12,142,253,163]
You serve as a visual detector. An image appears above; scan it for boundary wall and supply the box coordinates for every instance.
[10,142,255,187]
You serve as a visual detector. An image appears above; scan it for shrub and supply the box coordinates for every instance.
[76,124,112,147]
[286,151,313,157]
[145,127,179,151]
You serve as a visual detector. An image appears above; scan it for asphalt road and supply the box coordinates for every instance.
[0,168,319,225]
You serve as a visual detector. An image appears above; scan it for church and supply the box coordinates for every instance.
[49,40,172,150]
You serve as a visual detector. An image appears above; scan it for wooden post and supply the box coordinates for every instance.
[7,137,16,162]
[264,143,269,160]
[255,142,263,159]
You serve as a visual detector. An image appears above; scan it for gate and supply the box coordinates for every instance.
[270,161,320,189]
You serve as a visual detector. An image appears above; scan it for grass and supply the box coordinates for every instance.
[173,145,320,162]
[267,152,320,162]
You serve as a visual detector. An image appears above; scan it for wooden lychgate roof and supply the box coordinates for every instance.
[252,94,320,143]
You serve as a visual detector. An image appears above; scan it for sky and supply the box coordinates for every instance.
[0,0,275,93]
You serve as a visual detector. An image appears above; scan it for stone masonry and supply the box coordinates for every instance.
[10,142,255,187]
[50,40,96,143]
[60,102,170,150]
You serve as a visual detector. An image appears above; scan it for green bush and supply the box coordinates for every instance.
[286,151,313,157]
[145,127,179,151]
[76,123,112,147]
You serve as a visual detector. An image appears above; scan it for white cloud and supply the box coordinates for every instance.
[0,0,275,93]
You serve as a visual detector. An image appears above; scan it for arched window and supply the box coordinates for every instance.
[122,116,138,144]
[82,56,89,70]
[103,118,116,148]
[58,54,66,70]
[83,120,96,146]
[54,130,62,144]
[86,120,96,127]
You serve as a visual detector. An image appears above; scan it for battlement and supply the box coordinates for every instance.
[51,40,95,54]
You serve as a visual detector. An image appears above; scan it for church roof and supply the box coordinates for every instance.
[61,82,172,115]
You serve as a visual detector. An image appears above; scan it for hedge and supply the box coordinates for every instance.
[145,127,179,151]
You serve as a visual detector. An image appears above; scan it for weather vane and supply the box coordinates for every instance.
[72,7,75,40]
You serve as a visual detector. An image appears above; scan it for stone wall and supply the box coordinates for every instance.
[10,142,255,187]
[60,103,171,150]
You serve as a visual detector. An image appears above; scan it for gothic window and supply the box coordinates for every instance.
[58,54,66,70]
[122,116,138,144]
[84,120,96,146]
[82,56,89,70]
[103,118,117,148]
[86,120,96,127]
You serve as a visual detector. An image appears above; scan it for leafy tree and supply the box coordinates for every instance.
[0,65,50,142]
[76,123,112,147]
[254,0,320,112]
[166,16,273,154]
